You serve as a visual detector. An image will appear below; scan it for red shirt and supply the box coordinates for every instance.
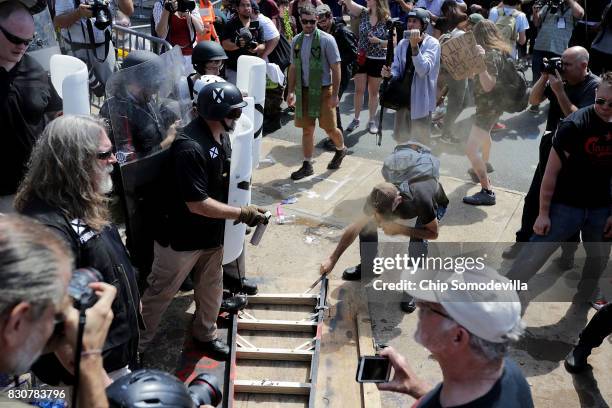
[168,13,194,55]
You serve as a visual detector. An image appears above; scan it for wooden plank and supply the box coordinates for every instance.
[236,347,313,361]
[234,380,311,395]
[356,312,382,408]
[247,293,319,306]
[237,318,317,332]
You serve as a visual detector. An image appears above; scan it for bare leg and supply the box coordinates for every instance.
[367,76,382,122]
[353,73,367,121]
[466,125,492,190]
[302,125,316,159]
[326,127,345,149]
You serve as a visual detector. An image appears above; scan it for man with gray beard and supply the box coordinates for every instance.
[14,115,142,383]
[377,268,533,408]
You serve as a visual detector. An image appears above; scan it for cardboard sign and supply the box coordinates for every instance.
[440,32,486,80]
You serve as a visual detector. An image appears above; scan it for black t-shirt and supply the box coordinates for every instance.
[365,179,449,225]
[552,105,612,209]
[0,55,62,195]
[165,118,232,250]
[221,16,265,70]
[417,359,534,408]
[543,72,599,132]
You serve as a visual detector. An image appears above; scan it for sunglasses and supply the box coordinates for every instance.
[301,19,317,25]
[0,25,33,47]
[416,302,453,321]
[595,98,612,108]
[97,150,114,160]
[317,13,331,20]
[227,108,243,119]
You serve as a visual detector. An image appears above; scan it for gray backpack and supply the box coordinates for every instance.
[382,142,440,191]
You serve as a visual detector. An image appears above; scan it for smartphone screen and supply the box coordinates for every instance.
[356,356,392,383]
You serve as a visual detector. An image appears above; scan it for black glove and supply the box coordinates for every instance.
[238,205,268,227]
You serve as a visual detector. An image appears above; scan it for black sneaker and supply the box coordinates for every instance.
[463,189,496,206]
[192,338,230,361]
[400,296,416,313]
[291,161,314,180]
[342,264,361,281]
[502,242,524,259]
[327,147,347,170]
[220,295,248,313]
[564,344,592,374]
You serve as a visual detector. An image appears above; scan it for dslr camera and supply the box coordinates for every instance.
[235,21,260,50]
[534,0,565,15]
[542,57,563,75]
[88,0,112,30]
[164,0,196,13]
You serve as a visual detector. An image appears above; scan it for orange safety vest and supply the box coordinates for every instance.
[196,0,219,42]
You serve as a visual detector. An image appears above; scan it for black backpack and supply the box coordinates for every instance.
[496,56,529,113]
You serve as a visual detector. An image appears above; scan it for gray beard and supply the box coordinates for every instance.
[99,165,114,194]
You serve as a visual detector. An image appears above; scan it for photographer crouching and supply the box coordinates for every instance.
[0,215,116,407]
[221,0,265,84]
[54,0,133,96]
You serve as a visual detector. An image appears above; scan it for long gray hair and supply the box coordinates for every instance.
[15,115,110,231]
[0,215,71,318]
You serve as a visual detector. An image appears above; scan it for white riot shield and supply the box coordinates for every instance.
[50,55,90,115]
[236,55,266,168]
[222,97,255,264]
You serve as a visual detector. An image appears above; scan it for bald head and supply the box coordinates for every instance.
[0,0,34,70]
[0,0,32,24]
[563,46,589,64]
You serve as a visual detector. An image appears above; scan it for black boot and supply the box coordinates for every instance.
[342,264,361,281]
[193,338,230,361]
[220,295,248,313]
[564,344,592,373]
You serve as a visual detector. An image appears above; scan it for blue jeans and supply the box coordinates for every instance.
[506,203,611,299]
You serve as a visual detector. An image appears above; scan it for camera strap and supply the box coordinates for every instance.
[71,307,87,408]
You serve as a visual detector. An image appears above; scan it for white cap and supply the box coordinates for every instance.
[405,266,522,343]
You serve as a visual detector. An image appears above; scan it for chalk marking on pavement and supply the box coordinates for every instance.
[323,178,351,201]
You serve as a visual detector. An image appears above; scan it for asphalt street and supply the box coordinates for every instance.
[267,78,548,194]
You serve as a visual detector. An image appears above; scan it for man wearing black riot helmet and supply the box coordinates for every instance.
[192,40,228,76]
[139,81,269,360]
[101,50,179,160]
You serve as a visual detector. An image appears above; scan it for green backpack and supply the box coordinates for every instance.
[495,7,518,47]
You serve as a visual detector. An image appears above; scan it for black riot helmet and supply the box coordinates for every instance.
[106,369,195,408]
[197,81,247,122]
[121,49,160,70]
[407,8,430,31]
[192,41,228,74]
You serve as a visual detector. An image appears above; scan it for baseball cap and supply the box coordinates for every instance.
[468,13,485,25]
[316,4,331,15]
[405,266,522,343]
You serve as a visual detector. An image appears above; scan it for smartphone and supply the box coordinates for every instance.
[356,356,392,383]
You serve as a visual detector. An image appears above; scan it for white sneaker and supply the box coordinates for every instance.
[368,121,378,134]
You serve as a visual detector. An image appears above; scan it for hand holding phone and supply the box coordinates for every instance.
[356,355,392,383]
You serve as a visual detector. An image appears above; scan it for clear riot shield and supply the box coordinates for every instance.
[104,46,188,279]
[28,7,61,72]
